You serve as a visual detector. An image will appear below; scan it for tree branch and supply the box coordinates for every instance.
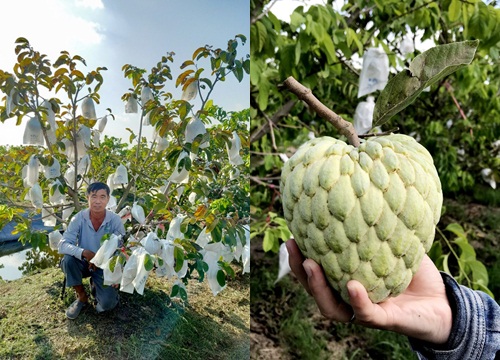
[250,99,297,143]
[282,76,360,147]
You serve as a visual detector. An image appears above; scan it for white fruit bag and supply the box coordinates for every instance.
[120,247,142,293]
[140,232,161,254]
[81,97,96,119]
[203,250,226,296]
[27,155,40,186]
[353,96,375,135]
[29,183,43,209]
[132,249,150,295]
[92,129,100,147]
[90,233,119,268]
[78,126,91,147]
[141,86,154,105]
[181,79,198,101]
[185,117,208,148]
[195,228,211,248]
[44,158,61,179]
[41,100,57,130]
[77,154,90,175]
[275,241,291,284]
[113,164,128,185]
[62,204,75,221]
[98,115,108,133]
[168,151,189,183]
[49,179,65,205]
[156,240,176,278]
[131,202,146,224]
[400,34,415,56]
[227,131,244,166]
[204,242,234,263]
[23,116,44,146]
[48,230,63,251]
[106,195,117,212]
[156,136,169,152]
[107,173,115,193]
[125,96,138,113]
[103,257,123,286]
[242,241,250,274]
[166,214,186,242]
[42,207,57,227]
[358,48,389,98]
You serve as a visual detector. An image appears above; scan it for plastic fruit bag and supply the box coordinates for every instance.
[98,115,108,133]
[106,195,117,212]
[92,129,100,147]
[44,158,61,179]
[168,151,189,183]
[275,241,291,283]
[107,173,115,193]
[400,34,415,56]
[90,233,119,268]
[203,250,226,296]
[181,79,198,101]
[103,257,123,286]
[27,155,40,186]
[77,154,90,175]
[78,126,91,147]
[42,207,57,227]
[185,117,208,148]
[49,179,65,205]
[81,97,96,119]
[113,164,128,185]
[358,48,389,98]
[125,96,138,113]
[141,232,161,255]
[62,204,75,221]
[166,214,186,242]
[23,116,44,146]
[48,230,63,251]
[120,247,143,294]
[131,202,146,224]
[156,240,176,278]
[29,183,43,209]
[227,131,244,166]
[132,249,150,295]
[141,86,154,106]
[353,96,375,135]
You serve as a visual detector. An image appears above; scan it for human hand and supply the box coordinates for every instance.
[82,250,97,271]
[286,239,453,344]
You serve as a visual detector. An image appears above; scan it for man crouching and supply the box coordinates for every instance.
[58,182,125,319]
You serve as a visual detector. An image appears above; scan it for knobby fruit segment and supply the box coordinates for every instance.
[280,134,443,303]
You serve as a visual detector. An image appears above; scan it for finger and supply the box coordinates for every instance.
[347,280,388,327]
[304,259,352,322]
[285,239,311,295]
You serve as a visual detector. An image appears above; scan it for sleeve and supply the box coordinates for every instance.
[58,212,85,260]
[409,272,500,360]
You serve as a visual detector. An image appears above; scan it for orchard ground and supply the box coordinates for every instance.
[0,264,250,360]
[250,195,500,360]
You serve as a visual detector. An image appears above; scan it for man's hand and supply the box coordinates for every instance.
[286,239,453,344]
[82,249,97,271]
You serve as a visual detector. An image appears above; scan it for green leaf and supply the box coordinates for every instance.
[171,284,179,297]
[256,21,267,53]
[448,0,461,22]
[373,40,479,127]
[174,246,184,272]
[144,253,154,271]
[263,230,276,252]
[445,223,466,239]
[216,269,226,287]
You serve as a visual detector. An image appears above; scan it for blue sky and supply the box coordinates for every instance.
[0,0,249,146]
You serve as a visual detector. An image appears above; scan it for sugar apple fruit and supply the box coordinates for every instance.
[280,134,442,303]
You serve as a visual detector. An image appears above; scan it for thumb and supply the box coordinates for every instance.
[347,280,384,326]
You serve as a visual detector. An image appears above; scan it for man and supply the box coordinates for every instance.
[58,182,125,319]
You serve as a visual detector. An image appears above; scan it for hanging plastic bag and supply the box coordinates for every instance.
[185,117,209,148]
[92,129,100,147]
[156,239,176,278]
[204,242,234,263]
[176,259,188,279]
[275,242,291,284]
[44,158,61,179]
[188,192,197,204]
[90,233,119,268]
[353,96,375,135]
[26,155,40,186]
[168,151,189,183]
[42,207,57,227]
[358,47,389,98]
[113,164,128,185]
[107,173,115,193]
[98,115,108,133]
[78,126,91,147]
[49,179,65,205]
[23,116,45,146]
[125,96,138,113]
[6,89,19,115]
[242,241,250,274]
[48,230,63,251]
[81,97,96,119]
[29,183,43,209]
[106,195,117,212]
[103,257,123,286]
[227,131,244,166]
[143,111,151,126]
[141,86,154,106]
[400,34,414,56]
[131,202,146,224]
[132,249,151,295]
[195,228,211,248]
[62,204,75,221]
[120,247,142,293]
[77,154,91,175]
[203,251,226,296]
[141,232,161,255]
[166,214,186,242]
[181,79,198,101]
[156,136,169,152]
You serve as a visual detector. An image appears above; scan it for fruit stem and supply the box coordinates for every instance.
[283,76,360,147]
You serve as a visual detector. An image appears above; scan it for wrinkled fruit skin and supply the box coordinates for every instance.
[280,134,442,303]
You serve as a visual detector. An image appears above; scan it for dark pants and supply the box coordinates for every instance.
[61,254,119,312]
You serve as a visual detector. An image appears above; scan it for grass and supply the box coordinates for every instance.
[0,266,249,359]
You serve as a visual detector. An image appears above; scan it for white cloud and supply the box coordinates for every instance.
[75,0,104,10]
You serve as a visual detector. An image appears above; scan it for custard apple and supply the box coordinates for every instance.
[280,134,442,303]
